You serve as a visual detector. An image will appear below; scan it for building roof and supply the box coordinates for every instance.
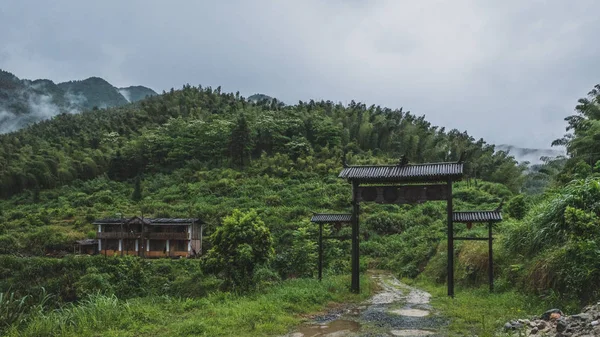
[453,211,502,223]
[93,216,202,226]
[150,218,201,224]
[75,239,98,245]
[310,213,352,223]
[338,162,463,183]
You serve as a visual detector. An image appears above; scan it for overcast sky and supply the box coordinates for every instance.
[0,1,597,148]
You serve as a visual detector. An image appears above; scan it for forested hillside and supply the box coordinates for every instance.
[56,77,129,109]
[0,83,526,260]
[3,82,600,336]
[0,83,526,335]
[0,69,157,133]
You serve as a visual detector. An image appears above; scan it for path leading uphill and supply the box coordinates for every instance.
[283,272,447,337]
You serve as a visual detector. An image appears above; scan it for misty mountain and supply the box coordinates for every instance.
[496,144,565,164]
[118,86,158,103]
[0,69,157,134]
[57,77,129,110]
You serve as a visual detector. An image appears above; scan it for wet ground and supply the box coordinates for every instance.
[283,273,447,337]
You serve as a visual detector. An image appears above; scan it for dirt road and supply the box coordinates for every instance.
[284,272,447,337]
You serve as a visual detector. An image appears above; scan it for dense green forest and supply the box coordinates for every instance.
[1,81,599,335]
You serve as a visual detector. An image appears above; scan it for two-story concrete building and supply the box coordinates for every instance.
[93,216,203,258]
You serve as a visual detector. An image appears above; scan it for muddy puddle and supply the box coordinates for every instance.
[390,329,436,336]
[389,308,430,317]
[289,320,360,337]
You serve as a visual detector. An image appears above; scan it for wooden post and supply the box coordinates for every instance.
[200,223,204,255]
[488,221,494,292]
[120,222,124,257]
[351,181,360,293]
[447,178,454,297]
[318,223,323,281]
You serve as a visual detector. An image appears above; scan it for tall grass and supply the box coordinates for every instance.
[0,288,53,332]
[505,178,600,257]
[416,280,549,337]
[12,294,136,337]
[502,178,600,303]
[0,291,30,330]
[8,275,372,337]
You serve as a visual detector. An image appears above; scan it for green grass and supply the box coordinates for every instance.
[413,280,549,337]
[7,275,372,337]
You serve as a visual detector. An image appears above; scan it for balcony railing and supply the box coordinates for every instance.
[147,232,188,240]
[97,232,189,240]
[97,232,141,239]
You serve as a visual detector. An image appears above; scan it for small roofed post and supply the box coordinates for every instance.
[310,213,352,282]
[339,159,463,295]
[452,201,503,292]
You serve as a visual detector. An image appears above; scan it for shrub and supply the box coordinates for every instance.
[169,271,223,297]
[362,221,445,278]
[365,212,405,234]
[506,194,528,220]
[204,209,274,291]
[504,177,600,303]
[74,267,114,298]
[0,235,21,254]
[455,242,490,286]
[273,223,316,278]
[252,265,281,292]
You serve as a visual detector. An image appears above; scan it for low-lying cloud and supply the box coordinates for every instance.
[118,89,131,103]
[0,95,58,134]
[0,82,88,134]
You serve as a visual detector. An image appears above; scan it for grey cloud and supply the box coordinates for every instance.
[1,0,598,148]
[0,93,60,134]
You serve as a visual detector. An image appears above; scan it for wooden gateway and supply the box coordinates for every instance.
[93,216,204,258]
[310,213,352,281]
[339,159,464,296]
